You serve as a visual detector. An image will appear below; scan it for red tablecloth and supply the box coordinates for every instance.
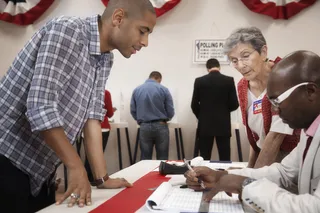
[90,171,170,213]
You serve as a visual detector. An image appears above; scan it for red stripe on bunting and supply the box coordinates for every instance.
[155,0,181,17]
[90,171,170,213]
[241,0,316,19]
[0,0,55,25]
[101,0,181,17]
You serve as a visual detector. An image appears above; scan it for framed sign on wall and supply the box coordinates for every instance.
[193,39,229,65]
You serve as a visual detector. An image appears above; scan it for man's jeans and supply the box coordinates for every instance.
[140,122,169,160]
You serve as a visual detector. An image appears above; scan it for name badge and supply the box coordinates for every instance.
[253,99,262,114]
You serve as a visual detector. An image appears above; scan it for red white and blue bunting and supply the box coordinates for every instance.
[241,0,316,19]
[101,0,181,17]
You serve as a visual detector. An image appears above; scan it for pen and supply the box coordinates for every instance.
[180,184,188,189]
[183,158,205,189]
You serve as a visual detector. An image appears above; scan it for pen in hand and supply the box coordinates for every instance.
[183,158,206,189]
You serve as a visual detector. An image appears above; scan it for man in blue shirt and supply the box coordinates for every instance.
[131,71,175,160]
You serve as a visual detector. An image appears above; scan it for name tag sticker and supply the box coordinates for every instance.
[253,99,262,114]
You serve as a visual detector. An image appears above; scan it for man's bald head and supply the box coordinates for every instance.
[98,0,156,57]
[102,0,155,20]
[267,50,320,129]
[270,51,320,89]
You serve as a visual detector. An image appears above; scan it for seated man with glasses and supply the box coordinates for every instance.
[224,27,300,168]
[185,50,320,213]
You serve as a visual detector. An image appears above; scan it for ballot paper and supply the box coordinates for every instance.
[145,182,244,213]
[203,162,248,170]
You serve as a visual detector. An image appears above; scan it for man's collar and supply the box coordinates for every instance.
[305,114,320,137]
[208,68,220,73]
[146,79,157,83]
[89,15,102,55]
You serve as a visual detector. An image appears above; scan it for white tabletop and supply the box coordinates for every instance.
[39,160,254,213]
[38,160,160,213]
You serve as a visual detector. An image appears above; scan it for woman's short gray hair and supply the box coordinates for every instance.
[224,27,267,54]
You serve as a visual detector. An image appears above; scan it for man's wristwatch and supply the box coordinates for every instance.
[242,177,257,192]
[92,173,109,187]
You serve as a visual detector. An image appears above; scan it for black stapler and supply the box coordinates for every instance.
[159,161,189,175]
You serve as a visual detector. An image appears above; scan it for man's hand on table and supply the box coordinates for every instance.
[56,166,92,208]
[184,166,227,190]
[97,177,133,189]
[203,174,247,201]
[184,166,247,202]
[55,175,132,208]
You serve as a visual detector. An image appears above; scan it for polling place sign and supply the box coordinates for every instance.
[193,39,228,64]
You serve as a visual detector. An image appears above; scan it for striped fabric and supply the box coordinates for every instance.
[0,0,55,25]
[101,0,181,17]
[241,0,316,19]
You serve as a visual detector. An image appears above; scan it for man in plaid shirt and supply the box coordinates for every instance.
[0,0,156,212]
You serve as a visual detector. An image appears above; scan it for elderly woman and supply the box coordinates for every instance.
[224,27,300,168]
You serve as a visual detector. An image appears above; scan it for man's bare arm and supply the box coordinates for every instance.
[83,119,132,188]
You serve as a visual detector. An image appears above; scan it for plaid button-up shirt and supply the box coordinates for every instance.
[0,15,113,196]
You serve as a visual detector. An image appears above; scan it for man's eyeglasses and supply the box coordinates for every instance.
[268,82,311,108]
[229,50,256,67]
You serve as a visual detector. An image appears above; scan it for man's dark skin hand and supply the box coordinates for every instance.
[184,166,248,202]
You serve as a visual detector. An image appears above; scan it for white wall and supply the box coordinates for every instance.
[1,0,320,175]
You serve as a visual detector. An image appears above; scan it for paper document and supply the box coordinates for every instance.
[145,182,244,213]
[203,162,247,170]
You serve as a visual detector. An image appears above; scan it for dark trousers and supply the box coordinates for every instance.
[140,122,169,160]
[84,131,110,182]
[0,155,55,213]
[198,135,231,160]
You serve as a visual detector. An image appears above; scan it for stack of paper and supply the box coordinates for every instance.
[145,182,244,213]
